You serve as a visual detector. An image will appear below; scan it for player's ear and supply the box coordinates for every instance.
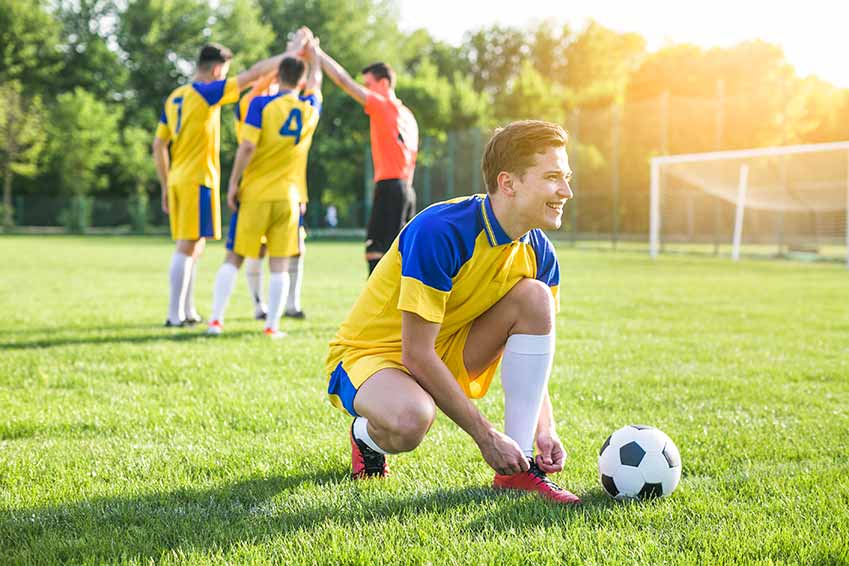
[497,171,515,196]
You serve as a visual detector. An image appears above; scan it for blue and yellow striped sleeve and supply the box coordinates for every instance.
[193,78,241,107]
[396,216,461,324]
[241,96,267,145]
[155,108,171,141]
[529,230,561,312]
[299,90,323,114]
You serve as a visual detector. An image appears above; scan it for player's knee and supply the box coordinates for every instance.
[390,399,435,452]
[510,278,554,334]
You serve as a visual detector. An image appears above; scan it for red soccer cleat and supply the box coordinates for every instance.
[350,422,389,479]
[493,459,582,505]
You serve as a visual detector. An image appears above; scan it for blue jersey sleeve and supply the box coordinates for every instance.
[398,215,464,292]
[299,93,322,115]
[192,80,228,106]
[528,230,560,286]
[245,97,267,129]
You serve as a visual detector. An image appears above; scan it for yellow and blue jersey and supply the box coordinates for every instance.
[238,90,321,204]
[326,194,560,413]
[155,78,241,191]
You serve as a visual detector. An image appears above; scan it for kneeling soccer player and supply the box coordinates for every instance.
[325,120,580,504]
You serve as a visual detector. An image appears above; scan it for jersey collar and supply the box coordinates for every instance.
[480,195,529,246]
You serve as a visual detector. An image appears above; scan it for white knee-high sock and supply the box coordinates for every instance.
[266,271,289,331]
[168,252,193,324]
[183,256,200,320]
[210,262,239,323]
[501,332,555,458]
[285,254,304,312]
[353,416,388,454]
[244,257,265,310]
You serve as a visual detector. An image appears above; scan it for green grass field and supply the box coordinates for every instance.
[1,235,848,565]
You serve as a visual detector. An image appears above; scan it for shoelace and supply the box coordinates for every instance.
[528,461,563,492]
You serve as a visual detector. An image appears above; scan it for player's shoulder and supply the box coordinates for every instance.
[401,195,484,251]
[526,228,556,252]
[190,79,234,106]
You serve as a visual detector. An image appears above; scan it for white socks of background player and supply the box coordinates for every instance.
[244,257,265,313]
[167,252,193,324]
[501,332,555,458]
[210,262,238,323]
[353,416,389,454]
[265,271,290,331]
[285,254,304,313]
[183,257,200,321]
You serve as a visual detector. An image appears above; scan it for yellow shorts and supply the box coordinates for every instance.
[325,323,502,416]
[168,183,221,240]
[227,199,301,258]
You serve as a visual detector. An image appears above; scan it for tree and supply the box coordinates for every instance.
[53,0,128,100]
[0,81,47,228]
[48,88,121,231]
[0,0,62,93]
[117,0,212,126]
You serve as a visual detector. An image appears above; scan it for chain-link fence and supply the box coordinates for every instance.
[10,88,843,259]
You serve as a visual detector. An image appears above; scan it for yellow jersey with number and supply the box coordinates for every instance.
[155,78,241,191]
[238,89,321,203]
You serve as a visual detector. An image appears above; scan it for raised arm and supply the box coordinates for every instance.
[236,27,311,90]
[304,37,323,93]
[317,46,367,106]
[400,311,529,476]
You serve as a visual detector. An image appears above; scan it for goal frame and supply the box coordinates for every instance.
[649,141,849,267]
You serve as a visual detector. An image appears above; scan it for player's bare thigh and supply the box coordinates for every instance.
[463,278,555,378]
[352,367,436,452]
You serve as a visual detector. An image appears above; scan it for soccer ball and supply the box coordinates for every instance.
[598,425,682,500]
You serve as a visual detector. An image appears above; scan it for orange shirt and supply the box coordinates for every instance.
[364,92,418,182]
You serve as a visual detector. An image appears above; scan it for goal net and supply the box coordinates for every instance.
[649,142,849,266]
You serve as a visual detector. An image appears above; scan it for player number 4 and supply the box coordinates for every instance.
[279,108,303,144]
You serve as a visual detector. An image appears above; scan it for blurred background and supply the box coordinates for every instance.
[2,0,848,260]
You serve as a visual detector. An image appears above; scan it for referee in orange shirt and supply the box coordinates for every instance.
[318,47,419,274]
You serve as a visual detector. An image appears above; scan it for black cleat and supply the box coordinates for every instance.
[184,314,204,326]
[164,319,186,327]
[284,309,306,320]
[350,422,389,478]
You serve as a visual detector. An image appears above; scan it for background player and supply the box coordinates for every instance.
[317,47,418,275]
[235,75,311,323]
[208,38,322,337]
[153,38,307,327]
[325,120,580,504]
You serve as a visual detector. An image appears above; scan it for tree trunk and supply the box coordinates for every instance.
[2,161,12,230]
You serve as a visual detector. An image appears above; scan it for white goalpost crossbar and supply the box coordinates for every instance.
[649,142,849,267]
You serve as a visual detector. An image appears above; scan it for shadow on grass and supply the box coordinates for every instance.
[0,327,310,351]
[0,464,615,563]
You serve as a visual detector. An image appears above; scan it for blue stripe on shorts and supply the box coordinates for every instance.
[328,361,359,416]
[226,204,239,251]
[199,185,214,238]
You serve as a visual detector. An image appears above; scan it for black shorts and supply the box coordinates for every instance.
[366,178,416,255]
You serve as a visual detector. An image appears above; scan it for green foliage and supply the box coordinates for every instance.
[0,81,47,228]
[53,0,129,100]
[0,0,62,93]
[495,60,568,124]
[212,0,276,74]
[49,88,121,197]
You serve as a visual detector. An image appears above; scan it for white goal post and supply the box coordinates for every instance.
[649,141,849,267]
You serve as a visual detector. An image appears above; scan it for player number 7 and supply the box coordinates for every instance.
[174,96,184,134]
[279,108,303,144]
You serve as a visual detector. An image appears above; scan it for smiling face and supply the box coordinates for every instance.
[507,146,573,231]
